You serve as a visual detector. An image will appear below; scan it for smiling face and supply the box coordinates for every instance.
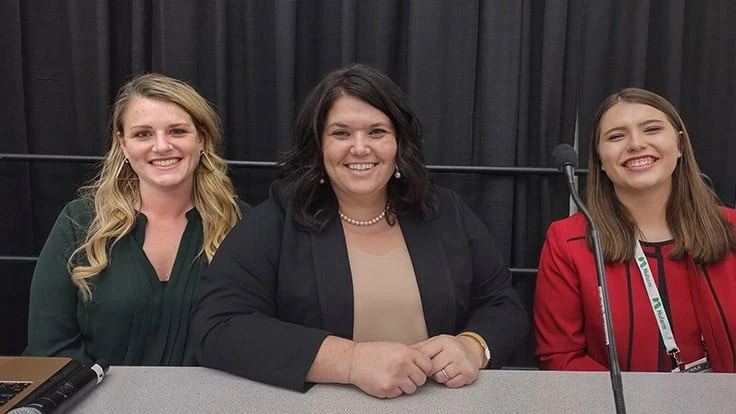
[597,101,682,198]
[321,95,397,205]
[118,97,204,197]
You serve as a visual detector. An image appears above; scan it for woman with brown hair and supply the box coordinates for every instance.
[534,87,736,372]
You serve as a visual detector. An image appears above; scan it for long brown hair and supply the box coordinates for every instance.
[586,87,736,264]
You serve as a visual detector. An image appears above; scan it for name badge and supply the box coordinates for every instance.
[671,356,712,373]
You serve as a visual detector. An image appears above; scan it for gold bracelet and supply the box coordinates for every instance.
[458,331,490,369]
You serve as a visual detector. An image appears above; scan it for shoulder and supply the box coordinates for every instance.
[430,184,462,202]
[430,184,464,213]
[231,181,289,233]
[546,213,588,242]
[719,206,736,226]
[63,198,95,216]
[215,182,291,258]
[39,199,94,250]
[236,198,251,215]
[425,184,466,224]
[254,180,289,217]
[431,184,454,199]
[57,198,95,229]
[538,214,591,274]
[426,184,489,235]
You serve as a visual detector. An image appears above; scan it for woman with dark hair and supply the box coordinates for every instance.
[191,64,528,398]
[534,87,736,372]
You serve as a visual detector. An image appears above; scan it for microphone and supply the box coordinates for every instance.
[552,143,578,189]
[8,360,110,414]
[552,144,626,414]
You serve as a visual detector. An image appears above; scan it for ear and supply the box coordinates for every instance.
[117,131,129,158]
[196,129,206,151]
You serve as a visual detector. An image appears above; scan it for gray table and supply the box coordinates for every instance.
[73,367,736,413]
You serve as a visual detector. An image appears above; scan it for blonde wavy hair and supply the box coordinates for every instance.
[70,73,242,300]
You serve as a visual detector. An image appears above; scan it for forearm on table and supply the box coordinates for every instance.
[464,298,529,368]
[305,335,356,384]
[539,352,609,371]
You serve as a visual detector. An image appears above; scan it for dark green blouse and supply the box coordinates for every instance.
[24,198,246,366]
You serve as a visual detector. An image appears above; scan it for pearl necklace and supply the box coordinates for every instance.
[338,203,390,226]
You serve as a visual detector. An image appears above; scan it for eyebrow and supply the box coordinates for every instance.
[325,122,392,129]
[128,122,192,130]
[602,118,665,136]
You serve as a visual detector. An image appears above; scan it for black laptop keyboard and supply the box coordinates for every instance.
[0,381,31,405]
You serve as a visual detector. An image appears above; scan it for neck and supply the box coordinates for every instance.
[138,184,195,218]
[336,193,388,221]
[615,186,672,242]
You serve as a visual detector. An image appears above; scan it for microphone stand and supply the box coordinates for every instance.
[562,165,626,414]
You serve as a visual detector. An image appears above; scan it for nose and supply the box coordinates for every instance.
[152,131,173,152]
[627,131,647,152]
[349,133,371,156]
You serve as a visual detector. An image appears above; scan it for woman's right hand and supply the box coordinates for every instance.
[347,341,433,398]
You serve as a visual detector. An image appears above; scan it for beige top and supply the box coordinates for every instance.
[347,240,429,344]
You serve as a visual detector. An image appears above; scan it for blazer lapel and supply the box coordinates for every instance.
[311,218,354,339]
[400,212,456,336]
[688,255,736,372]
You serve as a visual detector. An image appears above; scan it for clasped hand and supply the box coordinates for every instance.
[348,335,482,399]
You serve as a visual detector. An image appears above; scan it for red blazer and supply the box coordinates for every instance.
[534,208,736,372]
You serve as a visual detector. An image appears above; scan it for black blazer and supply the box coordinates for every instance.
[191,183,528,391]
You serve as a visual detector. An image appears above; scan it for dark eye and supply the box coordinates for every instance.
[133,130,152,138]
[171,128,188,136]
[370,128,388,138]
[331,130,350,138]
[644,126,663,134]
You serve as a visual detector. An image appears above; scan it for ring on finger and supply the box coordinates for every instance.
[440,368,451,381]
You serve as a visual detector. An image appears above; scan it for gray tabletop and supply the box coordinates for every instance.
[72,367,736,413]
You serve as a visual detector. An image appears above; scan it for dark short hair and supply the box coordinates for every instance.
[280,63,436,230]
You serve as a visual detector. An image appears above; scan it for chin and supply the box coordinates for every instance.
[148,175,194,188]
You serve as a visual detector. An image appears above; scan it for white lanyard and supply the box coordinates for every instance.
[634,241,686,370]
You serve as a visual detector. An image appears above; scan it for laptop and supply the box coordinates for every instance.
[0,356,78,414]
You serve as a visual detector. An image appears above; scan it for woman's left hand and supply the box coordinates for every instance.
[411,334,483,388]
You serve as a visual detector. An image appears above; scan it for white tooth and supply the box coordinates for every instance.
[152,159,177,166]
[627,158,653,168]
[348,163,374,171]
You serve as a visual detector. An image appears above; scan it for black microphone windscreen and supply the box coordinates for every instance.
[552,144,579,171]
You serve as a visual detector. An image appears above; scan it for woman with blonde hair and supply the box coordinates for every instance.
[535,87,736,372]
[25,73,247,365]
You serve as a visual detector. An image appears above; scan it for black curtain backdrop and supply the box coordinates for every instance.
[577,0,736,200]
[1,1,734,366]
